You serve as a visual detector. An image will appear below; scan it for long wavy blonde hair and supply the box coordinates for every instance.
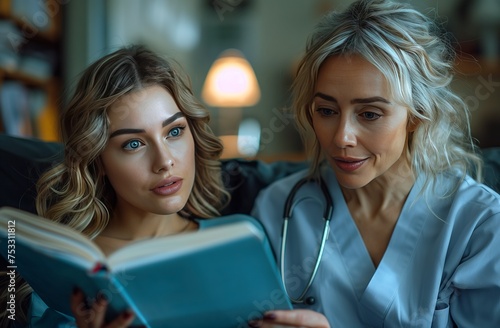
[293,0,482,188]
[37,44,230,234]
[0,45,229,326]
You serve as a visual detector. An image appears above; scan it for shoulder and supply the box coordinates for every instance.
[250,167,323,235]
[427,173,500,234]
[455,175,500,216]
[253,168,310,203]
[427,173,500,211]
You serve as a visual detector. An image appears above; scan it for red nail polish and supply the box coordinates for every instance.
[122,310,134,319]
[263,312,277,320]
[247,320,261,328]
[97,292,108,302]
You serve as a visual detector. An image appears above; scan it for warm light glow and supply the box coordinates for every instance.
[202,49,261,107]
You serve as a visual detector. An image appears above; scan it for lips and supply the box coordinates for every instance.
[333,157,368,172]
[151,177,183,196]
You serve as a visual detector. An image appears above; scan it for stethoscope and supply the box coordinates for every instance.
[280,176,333,305]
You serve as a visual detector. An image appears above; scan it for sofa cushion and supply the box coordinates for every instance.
[220,159,307,215]
[0,135,62,214]
[482,147,500,193]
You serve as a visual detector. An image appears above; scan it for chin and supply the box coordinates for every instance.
[336,176,371,190]
[155,198,189,215]
[162,204,187,215]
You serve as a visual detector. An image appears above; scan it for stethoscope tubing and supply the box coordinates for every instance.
[280,177,333,304]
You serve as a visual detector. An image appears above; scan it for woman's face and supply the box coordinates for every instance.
[312,54,411,189]
[100,85,195,216]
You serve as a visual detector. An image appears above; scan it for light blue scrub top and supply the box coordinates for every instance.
[251,164,500,327]
[19,214,263,327]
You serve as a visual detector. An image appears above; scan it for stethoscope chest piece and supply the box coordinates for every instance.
[305,296,316,305]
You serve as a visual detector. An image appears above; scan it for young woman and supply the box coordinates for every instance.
[0,45,240,327]
[251,0,500,327]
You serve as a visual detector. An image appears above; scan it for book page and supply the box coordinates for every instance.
[0,207,104,265]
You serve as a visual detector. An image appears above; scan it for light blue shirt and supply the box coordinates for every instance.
[251,164,500,327]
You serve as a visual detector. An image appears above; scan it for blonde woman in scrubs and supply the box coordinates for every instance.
[251,0,500,327]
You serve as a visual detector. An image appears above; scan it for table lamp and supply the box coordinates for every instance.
[202,49,261,158]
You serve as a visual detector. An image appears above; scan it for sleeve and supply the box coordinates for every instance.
[250,187,277,239]
[449,211,500,328]
[28,292,75,328]
[250,174,295,241]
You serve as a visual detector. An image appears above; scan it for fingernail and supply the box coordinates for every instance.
[247,320,261,328]
[98,293,108,302]
[263,312,277,320]
[122,310,134,319]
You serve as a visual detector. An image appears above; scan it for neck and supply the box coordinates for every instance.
[341,157,415,218]
[100,206,193,241]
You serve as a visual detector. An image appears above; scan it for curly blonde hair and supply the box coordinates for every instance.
[293,0,482,187]
[0,45,230,326]
[36,45,230,235]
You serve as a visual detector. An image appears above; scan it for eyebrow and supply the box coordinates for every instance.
[313,92,391,105]
[109,112,185,138]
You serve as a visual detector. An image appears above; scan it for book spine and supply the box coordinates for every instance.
[108,275,149,328]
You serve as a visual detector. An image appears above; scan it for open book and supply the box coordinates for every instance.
[0,207,291,328]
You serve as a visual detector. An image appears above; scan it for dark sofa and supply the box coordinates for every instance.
[1,133,500,217]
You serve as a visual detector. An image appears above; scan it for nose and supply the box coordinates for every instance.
[333,116,357,148]
[152,144,174,173]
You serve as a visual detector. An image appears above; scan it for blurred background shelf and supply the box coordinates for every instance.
[0,68,53,87]
[0,0,61,141]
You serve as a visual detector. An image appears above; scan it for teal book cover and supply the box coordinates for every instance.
[0,207,292,328]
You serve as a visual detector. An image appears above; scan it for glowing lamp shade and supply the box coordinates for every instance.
[202,49,260,107]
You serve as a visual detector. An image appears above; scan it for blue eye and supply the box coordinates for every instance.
[316,108,336,117]
[168,126,185,138]
[123,140,143,150]
[362,112,381,120]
